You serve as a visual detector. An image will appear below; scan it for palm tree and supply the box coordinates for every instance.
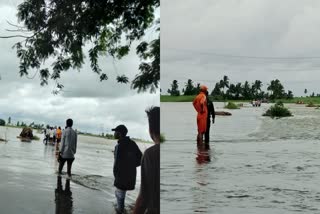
[219,75,229,103]
[253,80,262,99]
[242,81,251,99]
[235,82,242,99]
[211,82,222,97]
[267,79,285,99]
[227,83,236,99]
[184,79,195,95]
[287,90,294,99]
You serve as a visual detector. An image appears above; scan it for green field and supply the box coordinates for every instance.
[160,95,320,104]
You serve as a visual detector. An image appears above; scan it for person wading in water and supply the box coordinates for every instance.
[193,85,208,146]
[204,91,215,149]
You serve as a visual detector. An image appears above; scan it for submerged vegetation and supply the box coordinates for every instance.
[263,102,293,118]
[306,102,316,107]
[224,102,240,109]
[306,102,319,107]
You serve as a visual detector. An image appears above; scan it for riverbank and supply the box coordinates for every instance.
[160,95,320,104]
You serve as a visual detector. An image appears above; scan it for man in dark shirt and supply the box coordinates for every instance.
[112,125,142,214]
[204,91,215,149]
[134,106,160,214]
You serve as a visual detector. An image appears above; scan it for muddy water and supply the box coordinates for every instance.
[0,127,148,214]
[161,102,320,214]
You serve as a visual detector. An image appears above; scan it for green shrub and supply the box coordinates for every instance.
[275,101,284,107]
[306,102,316,107]
[263,103,292,118]
[224,102,239,109]
[0,119,5,126]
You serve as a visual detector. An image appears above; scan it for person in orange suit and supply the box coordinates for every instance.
[193,85,208,146]
[55,127,62,160]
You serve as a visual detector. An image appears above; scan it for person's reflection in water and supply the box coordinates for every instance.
[55,176,73,214]
[196,143,211,164]
[193,143,212,213]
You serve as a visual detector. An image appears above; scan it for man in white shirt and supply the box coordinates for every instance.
[58,119,77,178]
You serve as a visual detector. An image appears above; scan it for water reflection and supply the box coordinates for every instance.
[55,176,73,214]
[193,143,212,213]
[196,143,211,164]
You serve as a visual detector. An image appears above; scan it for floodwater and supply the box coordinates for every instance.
[0,127,149,214]
[161,102,320,214]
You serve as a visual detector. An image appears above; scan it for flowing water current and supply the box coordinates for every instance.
[161,102,320,214]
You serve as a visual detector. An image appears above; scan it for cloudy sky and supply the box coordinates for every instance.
[0,0,159,140]
[162,0,320,96]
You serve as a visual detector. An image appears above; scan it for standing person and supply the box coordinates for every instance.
[53,127,57,145]
[45,125,50,145]
[112,124,142,214]
[55,127,62,160]
[193,85,208,146]
[49,127,54,144]
[204,91,215,149]
[134,106,160,214]
[58,119,77,179]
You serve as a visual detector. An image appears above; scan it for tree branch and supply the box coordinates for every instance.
[0,35,31,39]
[6,20,27,29]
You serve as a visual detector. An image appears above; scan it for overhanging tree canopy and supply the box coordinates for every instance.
[3,0,159,93]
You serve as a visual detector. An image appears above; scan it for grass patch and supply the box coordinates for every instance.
[224,102,240,109]
[263,101,293,118]
[161,95,196,102]
[161,95,320,104]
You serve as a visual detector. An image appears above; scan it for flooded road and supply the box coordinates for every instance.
[161,102,320,214]
[0,127,149,214]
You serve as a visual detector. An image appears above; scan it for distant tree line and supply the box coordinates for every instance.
[167,76,297,100]
[7,118,45,129]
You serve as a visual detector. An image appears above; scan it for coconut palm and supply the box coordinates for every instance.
[219,75,229,103]
[235,82,242,99]
[252,80,262,99]
[267,79,285,99]
[242,81,251,99]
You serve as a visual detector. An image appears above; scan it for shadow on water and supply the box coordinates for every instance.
[55,176,73,214]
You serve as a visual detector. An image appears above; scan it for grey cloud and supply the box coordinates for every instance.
[0,4,159,140]
[162,0,320,96]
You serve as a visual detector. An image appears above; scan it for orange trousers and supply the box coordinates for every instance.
[197,112,207,133]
